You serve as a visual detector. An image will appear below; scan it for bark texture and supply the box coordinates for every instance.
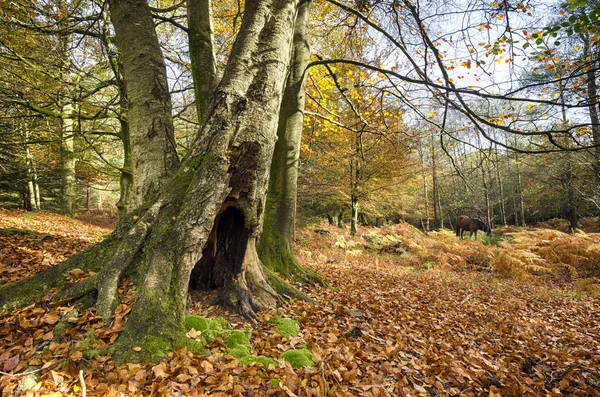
[187,0,219,123]
[108,0,180,210]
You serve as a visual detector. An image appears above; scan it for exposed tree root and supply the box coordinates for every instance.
[259,228,328,287]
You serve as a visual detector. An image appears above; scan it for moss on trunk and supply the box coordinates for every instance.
[0,237,117,315]
[258,227,324,287]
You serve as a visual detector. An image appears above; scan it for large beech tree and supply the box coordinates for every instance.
[1,0,301,363]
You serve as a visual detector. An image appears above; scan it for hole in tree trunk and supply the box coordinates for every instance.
[189,206,249,291]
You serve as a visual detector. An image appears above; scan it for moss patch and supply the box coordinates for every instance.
[185,316,278,368]
[280,347,314,368]
[225,329,278,368]
[0,227,35,236]
[185,315,229,342]
[269,316,299,338]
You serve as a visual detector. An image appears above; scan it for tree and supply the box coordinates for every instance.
[1,0,301,364]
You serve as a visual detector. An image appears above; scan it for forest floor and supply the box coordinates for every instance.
[1,209,599,396]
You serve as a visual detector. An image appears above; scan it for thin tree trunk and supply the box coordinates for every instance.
[187,0,218,124]
[419,140,430,231]
[24,136,39,211]
[431,130,439,229]
[494,144,507,226]
[86,182,92,210]
[512,145,526,227]
[60,103,77,216]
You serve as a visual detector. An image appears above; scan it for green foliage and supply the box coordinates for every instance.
[269,316,300,338]
[280,346,314,368]
[71,328,108,359]
[482,233,510,246]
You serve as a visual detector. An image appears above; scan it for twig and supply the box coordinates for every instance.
[0,368,43,377]
[460,294,474,305]
[79,369,87,397]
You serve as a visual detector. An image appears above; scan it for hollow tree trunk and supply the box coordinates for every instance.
[258,0,318,286]
[108,0,180,211]
[187,0,218,124]
[2,0,299,365]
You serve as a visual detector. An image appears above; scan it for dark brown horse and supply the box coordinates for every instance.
[456,215,491,239]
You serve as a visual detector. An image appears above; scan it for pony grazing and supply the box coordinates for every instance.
[456,215,492,239]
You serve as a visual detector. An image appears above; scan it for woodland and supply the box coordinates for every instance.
[0,0,600,395]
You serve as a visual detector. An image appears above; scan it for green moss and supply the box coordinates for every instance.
[225,329,251,348]
[186,338,208,354]
[185,315,230,342]
[269,316,299,338]
[258,228,325,286]
[0,227,35,236]
[280,347,314,368]
[271,379,281,387]
[264,267,313,302]
[241,355,278,368]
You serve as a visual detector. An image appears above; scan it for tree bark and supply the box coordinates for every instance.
[108,0,180,210]
[187,0,219,124]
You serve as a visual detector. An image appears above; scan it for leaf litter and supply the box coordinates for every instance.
[0,211,599,396]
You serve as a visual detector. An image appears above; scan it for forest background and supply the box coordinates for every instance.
[2,0,600,233]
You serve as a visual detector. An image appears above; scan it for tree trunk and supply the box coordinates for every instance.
[187,0,219,124]
[494,144,507,226]
[419,140,430,231]
[25,141,39,211]
[350,194,358,235]
[258,0,318,285]
[108,0,180,211]
[86,181,92,210]
[431,130,439,229]
[60,103,77,216]
[513,150,526,227]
